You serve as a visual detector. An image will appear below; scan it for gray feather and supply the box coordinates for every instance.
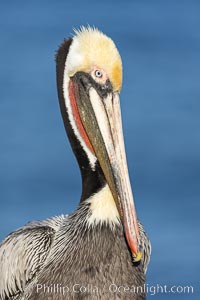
[0,215,67,299]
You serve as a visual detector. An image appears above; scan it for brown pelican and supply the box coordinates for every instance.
[0,27,151,300]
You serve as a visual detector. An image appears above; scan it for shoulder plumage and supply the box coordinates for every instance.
[0,215,67,299]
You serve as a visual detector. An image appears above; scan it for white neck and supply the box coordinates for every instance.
[86,184,120,228]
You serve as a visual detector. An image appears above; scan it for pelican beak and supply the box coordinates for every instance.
[70,72,142,261]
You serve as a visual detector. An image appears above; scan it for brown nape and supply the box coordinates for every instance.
[56,38,107,201]
[55,38,72,65]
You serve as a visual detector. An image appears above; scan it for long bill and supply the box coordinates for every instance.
[70,72,142,261]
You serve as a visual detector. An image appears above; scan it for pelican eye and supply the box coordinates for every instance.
[94,70,103,78]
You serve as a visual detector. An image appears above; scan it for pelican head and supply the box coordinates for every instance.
[56,26,142,262]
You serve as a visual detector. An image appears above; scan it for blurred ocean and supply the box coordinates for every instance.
[0,1,199,299]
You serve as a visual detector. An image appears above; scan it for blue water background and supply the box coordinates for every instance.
[0,1,199,299]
